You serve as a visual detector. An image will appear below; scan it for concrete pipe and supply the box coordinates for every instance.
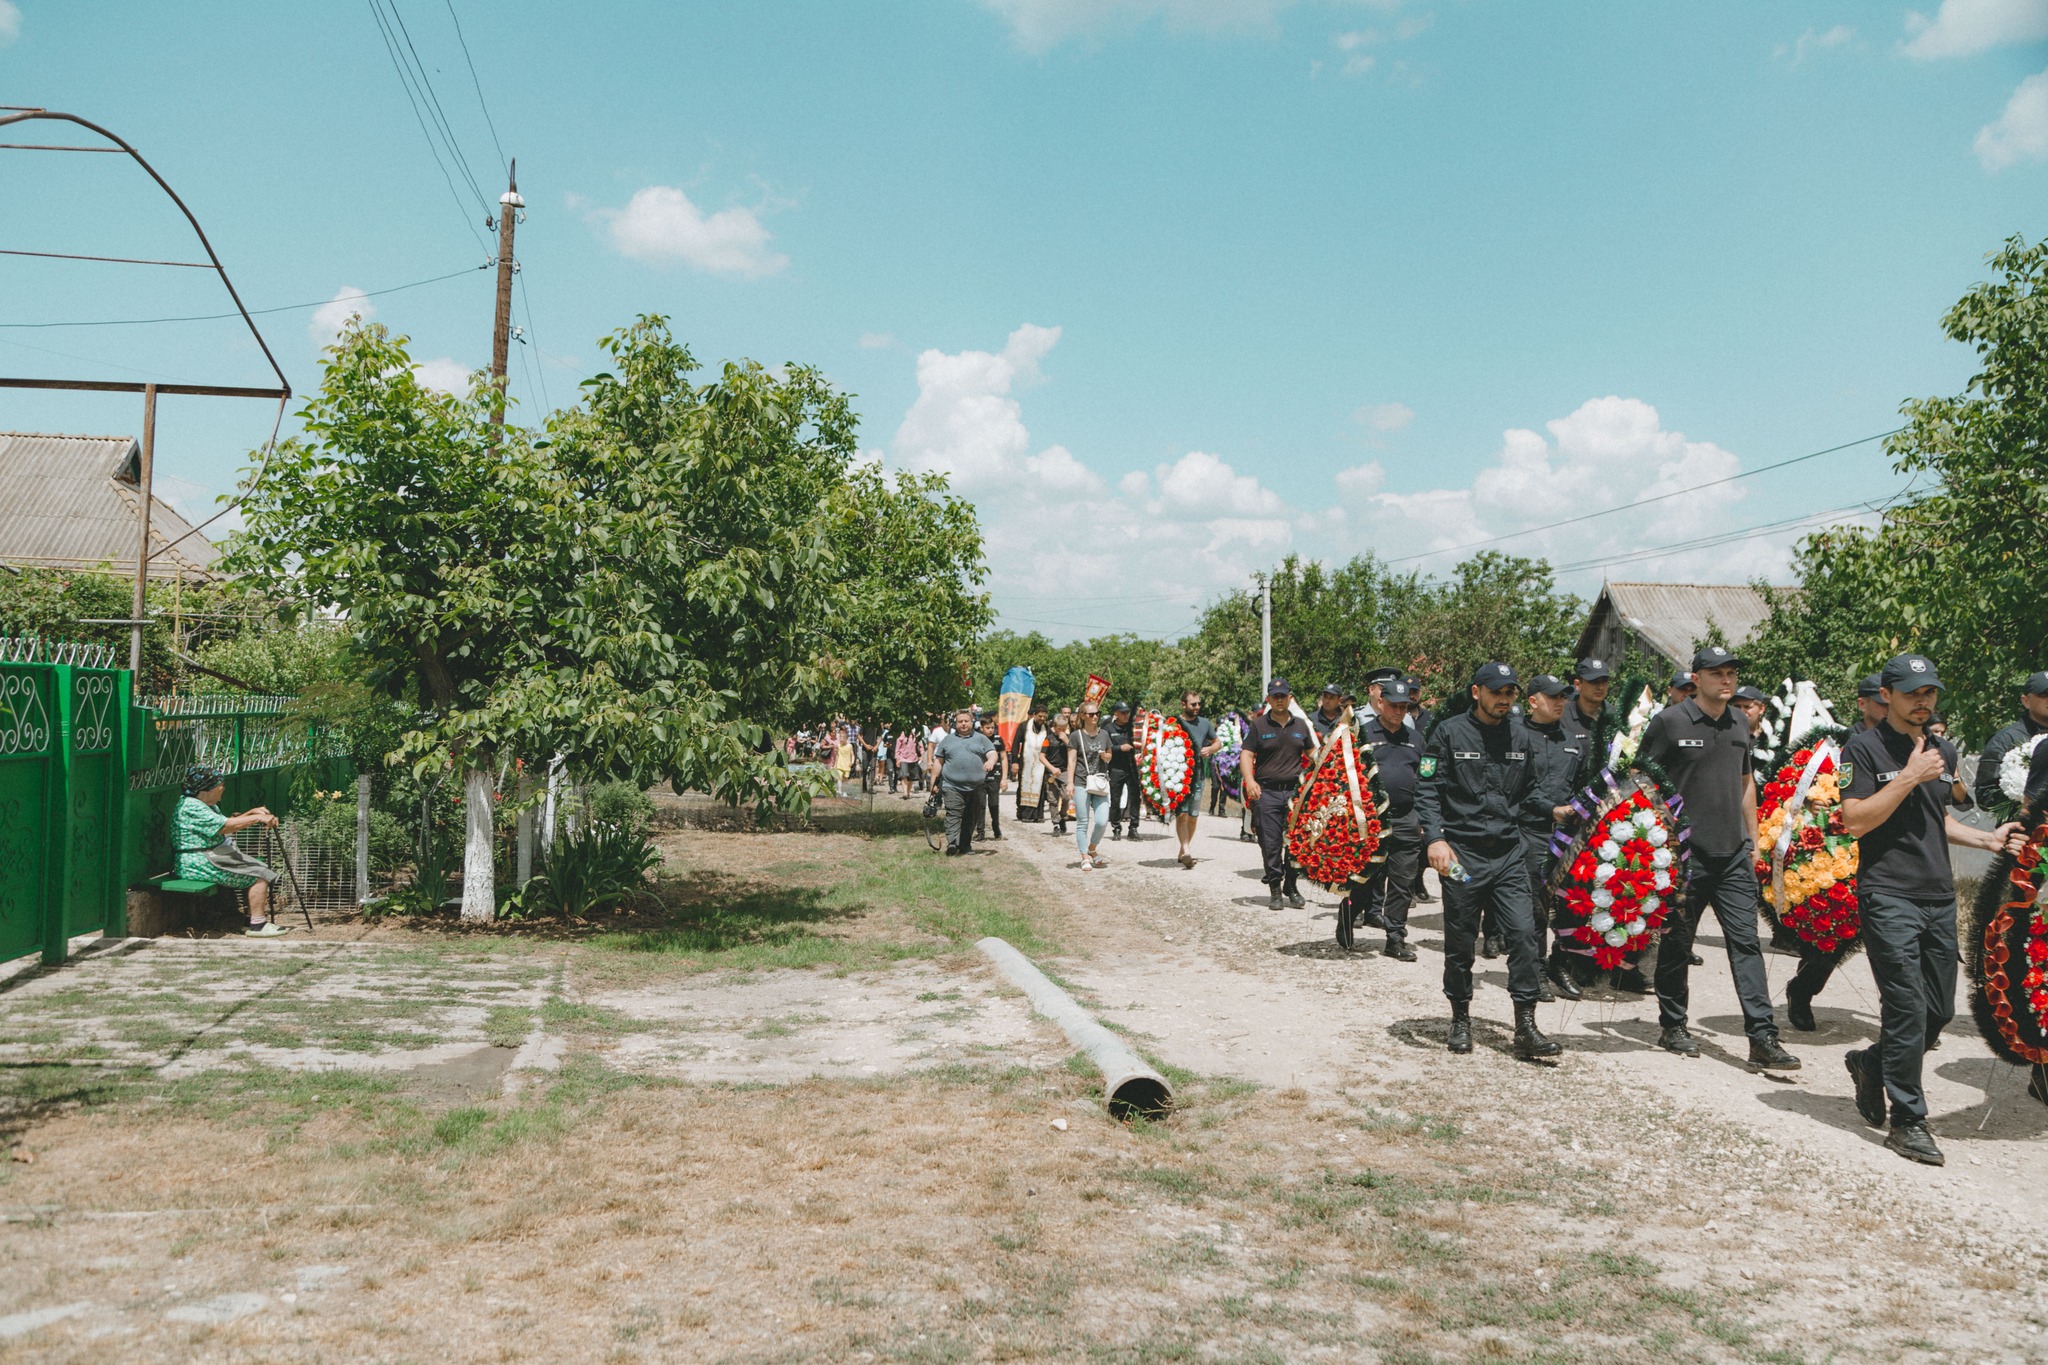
[977,936,1173,1120]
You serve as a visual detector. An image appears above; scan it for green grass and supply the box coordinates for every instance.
[585,833,1057,971]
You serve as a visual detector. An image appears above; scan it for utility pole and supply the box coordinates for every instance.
[1258,571,1272,693]
[128,383,158,675]
[488,160,522,444]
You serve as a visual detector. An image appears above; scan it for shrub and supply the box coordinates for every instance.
[504,823,662,920]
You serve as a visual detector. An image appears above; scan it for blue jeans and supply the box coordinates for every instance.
[1075,786,1110,859]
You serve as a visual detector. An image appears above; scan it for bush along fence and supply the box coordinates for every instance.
[0,654,351,966]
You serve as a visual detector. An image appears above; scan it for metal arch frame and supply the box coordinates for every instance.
[0,107,293,672]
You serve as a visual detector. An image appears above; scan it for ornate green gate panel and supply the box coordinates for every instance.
[54,667,128,943]
[0,665,55,965]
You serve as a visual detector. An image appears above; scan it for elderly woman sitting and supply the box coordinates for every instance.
[174,766,289,937]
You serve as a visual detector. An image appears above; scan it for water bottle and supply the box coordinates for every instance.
[1446,858,1471,883]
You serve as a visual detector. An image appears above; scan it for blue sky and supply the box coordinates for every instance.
[3,0,2045,640]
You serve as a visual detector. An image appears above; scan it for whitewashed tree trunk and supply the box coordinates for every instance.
[355,773,372,905]
[543,755,563,854]
[460,762,496,923]
[515,770,534,884]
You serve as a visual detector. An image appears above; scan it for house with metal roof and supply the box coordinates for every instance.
[1575,580,1789,675]
[0,431,219,581]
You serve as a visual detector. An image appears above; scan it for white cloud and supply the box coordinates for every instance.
[1775,24,1855,64]
[0,1,19,44]
[1330,13,1431,76]
[1975,67,2048,167]
[1356,401,1414,432]
[410,358,471,394]
[309,286,373,345]
[592,185,788,279]
[1902,0,2048,59]
[858,331,897,350]
[982,0,1295,51]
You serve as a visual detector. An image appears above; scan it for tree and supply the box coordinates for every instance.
[1742,235,2048,743]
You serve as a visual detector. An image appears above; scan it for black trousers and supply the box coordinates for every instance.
[1655,848,1777,1040]
[1253,784,1298,891]
[1110,767,1141,831]
[1788,943,1845,1000]
[1519,830,1555,963]
[943,785,984,855]
[977,774,1003,837]
[1860,892,1958,1126]
[1441,837,1542,1004]
[1357,811,1420,943]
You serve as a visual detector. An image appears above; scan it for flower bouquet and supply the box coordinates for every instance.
[1754,728,1859,956]
[1138,710,1195,816]
[1968,791,2048,1072]
[1285,722,1387,890]
[1548,769,1689,970]
[1211,712,1246,802]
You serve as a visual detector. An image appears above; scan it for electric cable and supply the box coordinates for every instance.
[384,0,492,210]
[0,263,487,329]
[444,0,507,171]
[365,0,488,250]
[1382,428,1901,566]
[516,269,551,413]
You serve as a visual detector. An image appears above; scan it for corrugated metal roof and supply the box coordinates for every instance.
[1579,580,1787,664]
[0,432,218,580]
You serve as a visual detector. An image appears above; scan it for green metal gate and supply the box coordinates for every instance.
[53,667,129,943]
[0,665,57,964]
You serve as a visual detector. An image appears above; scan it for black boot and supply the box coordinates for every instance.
[1748,1032,1801,1072]
[1480,931,1502,960]
[1545,954,1583,1001]
[1447,1000,1472,1054]
[1514,1002,1563,1060]
[1785,986,1817,1033]
[1384,938,1416,962]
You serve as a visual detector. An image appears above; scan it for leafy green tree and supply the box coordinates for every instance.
[1742,235,2048,743]
[967,631,1172,713]
[1386,552,1583,707]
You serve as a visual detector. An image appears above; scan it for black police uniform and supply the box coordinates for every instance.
[1416,707,1543,1005]
[1516,712,1583,968]
[1361,711,1422,949]
[1105,714,1142,836]
[1637,698,1780,1042]
[1842,719,1965,1130]
[1560,693,1612,789]
[1243,704,1311,896]
[1975,710,2047,822]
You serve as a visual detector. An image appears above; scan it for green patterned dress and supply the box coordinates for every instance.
[173,796,258,889]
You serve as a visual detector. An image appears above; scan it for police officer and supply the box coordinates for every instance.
[1354,678,1422,962]
[1241,677,1311,911]
[1309,681,1348,745]
[1562,657,1614,778]
[1518,674,1584,1002]
[1105,701,1141,839]
[1417,662,1562,1061]
[1403,674,1436,904]
[1972,671,2048,823]
[1638,646,1800,1071]
[1666,670,1696,709]
[1840,653,2026,1165]
[1853,674,1886,731]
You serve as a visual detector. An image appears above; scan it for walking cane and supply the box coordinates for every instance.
[275,824,316,930]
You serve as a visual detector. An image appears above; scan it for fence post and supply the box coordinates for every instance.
[515,768,534,884]
[356,772,372,906]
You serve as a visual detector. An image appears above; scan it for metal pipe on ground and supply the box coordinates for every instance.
[976,937,1172,1120]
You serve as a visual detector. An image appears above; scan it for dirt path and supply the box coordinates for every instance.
[997,804,2048,1357]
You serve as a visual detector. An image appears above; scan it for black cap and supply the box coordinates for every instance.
[2024,671,2048,696]
[1111,700,1130,714]
[1525,674,1568,698]
[1573,657,1612,681]
[1363,666,1401,687]
[1733,685,1767,704]
[1691,645,1745,672]
[1321,681,1344,697]
[1403,674,1422,692]
[1266,676,1292,696]
[1669,671,1695,689]
[1471,661,1519,690]
[1380,680,1413,705]
[1881,652,1944,693]
[1856,673,1883,699]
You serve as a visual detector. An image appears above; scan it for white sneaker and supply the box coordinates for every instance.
[1079,857,1095,871]
[244,922,292,938]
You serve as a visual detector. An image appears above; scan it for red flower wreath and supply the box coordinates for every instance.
[1285,729,1385,889]
[1754,745,1860,954]
[1553,788,1680,970]
[1138,712,1195,816]
[1978,822,2048,1062]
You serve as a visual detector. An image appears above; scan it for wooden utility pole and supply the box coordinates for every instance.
[488,160,521,444]
[128,383,158,675]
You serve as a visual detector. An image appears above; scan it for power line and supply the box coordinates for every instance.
[1547,484,1917,575]
[1383,428,1901,566]
[516,269,550,413]
[444,0,507,171]
[385,0,492,210]
[365,0,487,250]
[0,264,487,329]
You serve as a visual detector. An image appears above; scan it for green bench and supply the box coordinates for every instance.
[147,874,223,897]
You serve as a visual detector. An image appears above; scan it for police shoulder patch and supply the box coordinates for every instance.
[1418,756,1438,778]
[1836,762,1851,785]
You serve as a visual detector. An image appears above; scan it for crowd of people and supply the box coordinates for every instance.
[818,651,2047,1170]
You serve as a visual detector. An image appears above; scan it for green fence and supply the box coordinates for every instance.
[0,659,349,967]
